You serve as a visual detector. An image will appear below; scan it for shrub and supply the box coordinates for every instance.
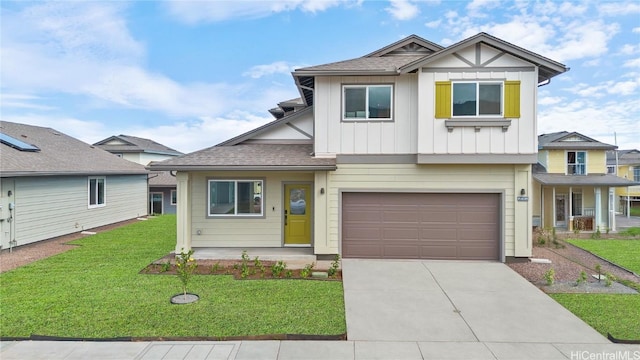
[544,268,555,286]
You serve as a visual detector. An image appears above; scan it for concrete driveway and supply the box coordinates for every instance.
[342,259,609,344]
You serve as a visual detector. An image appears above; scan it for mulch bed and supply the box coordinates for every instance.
[140,257,342,281]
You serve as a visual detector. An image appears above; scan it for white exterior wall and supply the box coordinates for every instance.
[418,55,538,155]
[0,175,147,248]
[253,113,314,141]
[314,74,418,156]
[187,171,314,248]
[322,164,533,258]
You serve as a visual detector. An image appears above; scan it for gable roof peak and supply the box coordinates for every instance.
[364,34,444,58]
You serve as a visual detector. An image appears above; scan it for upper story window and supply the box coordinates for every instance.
[607,165,616,174]
[453,82,502,116]
[343,85,392,121]
[88,177,106,208]
[567,151,586,175]
[208,179,263,217]
[634,166,640,182]
[435,80,520,119]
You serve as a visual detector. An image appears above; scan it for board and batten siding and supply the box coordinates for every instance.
[322,164,533,258]
[2,175,147,248]
[313,74,418,156]
[187,171,314,248]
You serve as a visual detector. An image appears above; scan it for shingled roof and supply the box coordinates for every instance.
[94,135,183,156]
[1,121,148,177]
[148,144,336,171]
[538,131,617,150]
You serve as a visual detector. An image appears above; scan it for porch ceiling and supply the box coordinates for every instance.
[533,173,639,187]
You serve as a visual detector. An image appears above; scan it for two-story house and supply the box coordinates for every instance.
[94,135,183,215]
[149,33,568,261]
[532,132,638,232]
[607,149,640,215]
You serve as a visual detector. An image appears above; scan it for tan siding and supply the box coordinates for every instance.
[587,150,606,174]
[325,164,529,258]
[547,150,565,173]
[189,171,313,247]
[8,175,147,247]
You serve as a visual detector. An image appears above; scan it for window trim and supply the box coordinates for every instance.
[566,151,587,175]
[207,178,265,218]
[633,166,640,182]
[451,81,503,118]
[342,84,394,122]
[88,176,106,208]
[170,190,177,205]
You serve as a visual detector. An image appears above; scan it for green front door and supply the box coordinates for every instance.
[284,184,311,246]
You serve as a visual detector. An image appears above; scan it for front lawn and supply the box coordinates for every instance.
[550,294,640,340]
[0,215,345,338]
[567,238,640,274]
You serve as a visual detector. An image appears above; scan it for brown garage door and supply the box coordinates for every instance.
[342,192,500,260]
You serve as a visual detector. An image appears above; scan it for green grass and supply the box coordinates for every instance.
[567,239,640,274]
[0,216,345,338]
[630,207,640,217]
[620,227,640,237]
[550,294,640,340]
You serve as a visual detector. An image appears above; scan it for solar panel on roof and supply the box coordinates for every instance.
[0,133,40,152]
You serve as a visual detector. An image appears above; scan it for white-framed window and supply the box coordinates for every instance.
[634,166,640,182]
[343,84,393,120]
[452,81,502,117]
[572,192,583,216]
[208,179,263,217]
[170,190,177,205]
[607,165,616,174]
[567,151,586,175]
[88,177,106,208]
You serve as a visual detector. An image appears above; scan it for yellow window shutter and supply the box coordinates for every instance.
[434,81,451,118]
[504,80,521,118]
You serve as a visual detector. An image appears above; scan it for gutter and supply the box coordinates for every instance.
[147,165,338,172]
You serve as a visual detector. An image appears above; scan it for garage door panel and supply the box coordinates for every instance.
[342,193,499,260]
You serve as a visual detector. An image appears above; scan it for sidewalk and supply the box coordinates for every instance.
[2,339,639,360]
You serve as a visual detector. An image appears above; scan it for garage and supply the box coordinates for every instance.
[341,192,500,260]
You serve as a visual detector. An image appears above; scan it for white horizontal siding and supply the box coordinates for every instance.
[6,175,147,247]
[188,171,313,247]
[324,164,530,258]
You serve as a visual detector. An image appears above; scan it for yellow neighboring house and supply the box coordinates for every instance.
[607,149,640,214]
[532,132,638,232]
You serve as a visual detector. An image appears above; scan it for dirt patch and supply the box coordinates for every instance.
[141,256,342,281]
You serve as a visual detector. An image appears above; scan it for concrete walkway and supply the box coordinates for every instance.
[2,260,639,359]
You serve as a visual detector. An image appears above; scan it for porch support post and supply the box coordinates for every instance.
[552,186,556,228]
[568,186,573,231]
[609,188,616,232]
[540,185,545,228]
[175,172,192,254]
[594,187,601,231]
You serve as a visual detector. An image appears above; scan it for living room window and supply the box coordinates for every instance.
[171,190,177,205]
[567,151,586,175]
[572,192,583,216]
[343,85,392,120]
[208,179,263,216]
[88,177,106,208]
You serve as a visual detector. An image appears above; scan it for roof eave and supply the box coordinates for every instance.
[1,170,149,178]
[293,69,400,77]
[147,165,337,172]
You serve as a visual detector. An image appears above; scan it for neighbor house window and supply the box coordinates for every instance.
[607,165,616,174]
[435,80,520,119]
[634,166,640,182]
[88,177,106,208]
[171,190,177,205]
[343,85,392,120]
[572,192,583,216]
[567,151,586,175]
[208,179,263,216]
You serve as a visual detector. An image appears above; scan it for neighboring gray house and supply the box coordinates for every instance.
[94,135,183,215]
[0,121,149,250]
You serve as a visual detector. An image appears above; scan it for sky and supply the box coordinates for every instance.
[1,0,639,154]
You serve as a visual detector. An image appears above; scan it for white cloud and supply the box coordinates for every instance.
[385,0,420,20]
[164,0,352,24]
[597,2,640,16]
[619,44,639,55]
[624,58,640,68]
[633,27,640,34]
[424,19,441,28]
[538,96,563,106]
[0,93,56,111]
[243,61,303,79]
